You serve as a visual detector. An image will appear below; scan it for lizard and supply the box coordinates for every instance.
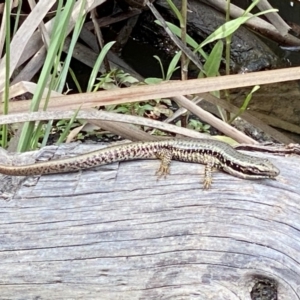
[0,139,280,189]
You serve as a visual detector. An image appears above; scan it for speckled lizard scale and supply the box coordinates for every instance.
[0,139,280,189]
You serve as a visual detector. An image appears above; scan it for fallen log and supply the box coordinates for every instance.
[0,143,298,299]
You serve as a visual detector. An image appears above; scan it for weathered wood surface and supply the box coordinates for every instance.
[0,143,299,299]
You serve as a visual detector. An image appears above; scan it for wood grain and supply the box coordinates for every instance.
[0,143,299,299]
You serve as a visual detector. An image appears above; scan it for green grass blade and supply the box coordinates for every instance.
[155,21,208,59]
[153,55,165,80]
[165,0,183,24]
[199,40,223,78]
[166,50,181,80]
[12,0,22,36]
[57,107,81,144]
[1,0,12,148]
[87,41,115,92]
[197,8,278,50]
[41,120,54,148]
[69,67,83,93]
[17,0,76,152]
[57,0,86,93]
[229,85,260,123]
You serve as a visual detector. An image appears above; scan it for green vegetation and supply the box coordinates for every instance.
[0,0,281,151]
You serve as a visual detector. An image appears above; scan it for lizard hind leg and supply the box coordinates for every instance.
[203,163,213,189]
[203,156,218,189]
[155,149,173,179]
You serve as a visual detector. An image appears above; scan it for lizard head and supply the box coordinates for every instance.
[222,157,280,179]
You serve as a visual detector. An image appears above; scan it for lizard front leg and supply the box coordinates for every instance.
[155,149,172,178]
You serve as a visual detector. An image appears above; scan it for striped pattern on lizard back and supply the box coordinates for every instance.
[0,139,280,189]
